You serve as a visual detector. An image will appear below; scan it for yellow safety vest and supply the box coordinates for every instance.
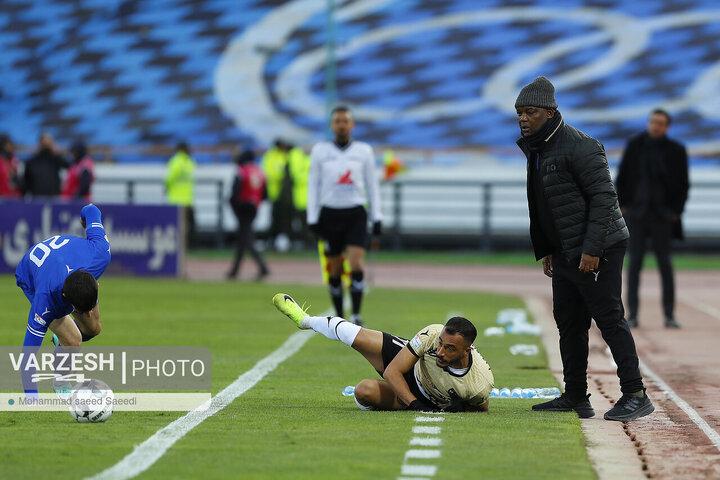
[288,147,311,210]
[165,151,195,206]
[261,147,288,202]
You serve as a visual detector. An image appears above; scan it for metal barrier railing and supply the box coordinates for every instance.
[91,176,720,252]
[94,178,226,248]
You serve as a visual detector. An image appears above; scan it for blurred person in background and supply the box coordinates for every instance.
[616,109,689,329]
[165,141,196,248]
[262,139,293,251]
[288,144,312,248]
[61,140,95,201]
[226,149,269,281]
[307,106,382,326]
[0,134,22,197]
[515,77,653,422]
[23,132,68,198]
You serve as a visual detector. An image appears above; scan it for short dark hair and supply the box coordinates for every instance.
[444,317,477,345]
[651,108,671,125]
[62,270,98,313]
[234,149,255,165]
[331,105,351,115]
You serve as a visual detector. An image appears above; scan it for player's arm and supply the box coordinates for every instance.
[21,302,52,395]
[80,204,110,253]
[363,146,382,227]
[306,146,321,227]
[382,346,423,409]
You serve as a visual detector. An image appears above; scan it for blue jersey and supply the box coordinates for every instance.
[15,205,111,343]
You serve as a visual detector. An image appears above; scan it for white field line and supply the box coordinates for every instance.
[398,414,444,480]
[639,358,720,452]
[86,327,318,480]
[682,294,720,321]
[412,425,441,435]
[410,437,443,447]
[405,449,441,459]
[401,465,438,476]
[415,416,445,422]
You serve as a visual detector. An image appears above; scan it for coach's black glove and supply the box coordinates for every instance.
[408,398,439,412]
[442,389,465,413]
[308,224,321,236]
[372,221,382,236]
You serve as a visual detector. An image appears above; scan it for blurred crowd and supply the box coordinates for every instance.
[0,132,95,200]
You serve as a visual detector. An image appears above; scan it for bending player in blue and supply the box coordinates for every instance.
[15,204,111,394]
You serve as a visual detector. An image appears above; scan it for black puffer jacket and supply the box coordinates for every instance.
[518,122,628,261]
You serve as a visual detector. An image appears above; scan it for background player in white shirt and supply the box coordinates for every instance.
[273,293,494,412]
[307,106,382,326]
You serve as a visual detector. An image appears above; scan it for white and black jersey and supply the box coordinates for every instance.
[307,140,382,226]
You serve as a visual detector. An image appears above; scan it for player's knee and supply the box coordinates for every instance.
[353,380,377,405]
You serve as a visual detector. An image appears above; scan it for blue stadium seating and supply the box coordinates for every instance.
[1,0,719,164]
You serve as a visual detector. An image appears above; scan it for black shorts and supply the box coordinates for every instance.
[318,206,367,256]
[379,332,433,405]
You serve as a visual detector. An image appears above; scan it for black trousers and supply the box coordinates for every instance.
[625,213,675,319]
[552,245,644,395]
[229,203,267,276]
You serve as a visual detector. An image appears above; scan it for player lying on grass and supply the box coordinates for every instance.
[15,204,111,394]
[273,293,494,412]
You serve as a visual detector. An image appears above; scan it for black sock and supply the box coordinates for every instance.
[350,270,364,315]
[329,276,343,317]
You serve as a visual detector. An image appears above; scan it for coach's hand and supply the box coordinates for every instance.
[308,224,321,237]
[579,253,599,274]
[542,255,553,278]
[372,221,382,236]
[443,389,465,413]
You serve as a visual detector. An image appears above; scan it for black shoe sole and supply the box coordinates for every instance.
[532,405,595,418]
[604,402,655,421]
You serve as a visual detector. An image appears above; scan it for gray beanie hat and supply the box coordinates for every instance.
[514,76,557,109]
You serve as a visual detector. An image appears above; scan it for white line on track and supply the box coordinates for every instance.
[682,294,720,321]
[639,358,720,452]
[86,328,316,480]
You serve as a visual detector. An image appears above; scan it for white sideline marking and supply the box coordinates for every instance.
[640,358,720,452]
[402,465,438,476]
[410,437,443,447]
[683,294,720,321]
[415,416,445,422]
[86,329,316,480]
[412,426,441,435]
[405,449,441,459]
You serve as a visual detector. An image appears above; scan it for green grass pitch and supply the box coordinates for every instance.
[0,276,595,479]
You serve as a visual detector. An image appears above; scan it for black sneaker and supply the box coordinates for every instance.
[532,393,595,418]
[626,317,638,328]
[664,317,681,328]
[604,390,654,421]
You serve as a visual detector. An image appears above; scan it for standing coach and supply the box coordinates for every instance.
[515,76,653,422]
[615,109,689,329]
